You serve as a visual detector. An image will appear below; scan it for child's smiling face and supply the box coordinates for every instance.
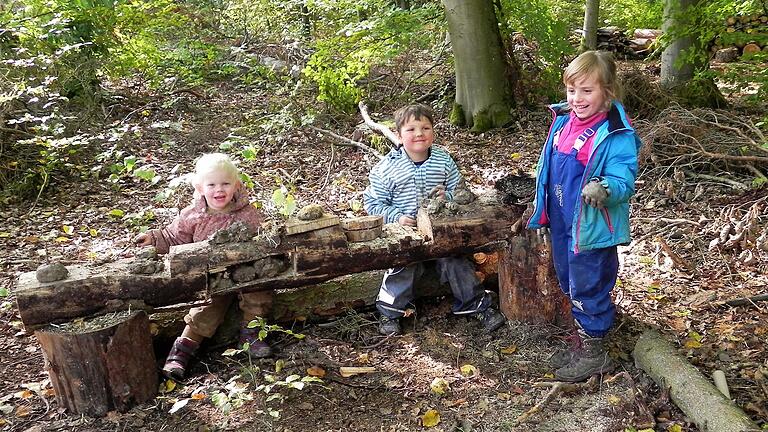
[195,169,239,211]
[566,72,608,119]
[397,115,434,162]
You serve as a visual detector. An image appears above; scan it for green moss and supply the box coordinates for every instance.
[470,103,512,132]
[449,102,465,127]
[676,78,728,109]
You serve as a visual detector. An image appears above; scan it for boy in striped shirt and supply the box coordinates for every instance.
[363,104,506,335]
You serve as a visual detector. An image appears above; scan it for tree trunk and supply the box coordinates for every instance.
[660,0,727,107]
[498,231,572,326]
[581,0,600,51]
[35,311,158,417]
[634,330,760,432]
[660,0,699,89]
[443,0,514,132]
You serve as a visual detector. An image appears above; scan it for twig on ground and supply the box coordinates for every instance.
[358,101,399,148]
[723,293,768,307]
[308,126,383,159]
[517,376,598,424]
[684,171,750,191]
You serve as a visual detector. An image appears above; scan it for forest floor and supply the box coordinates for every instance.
[1,57,767,432]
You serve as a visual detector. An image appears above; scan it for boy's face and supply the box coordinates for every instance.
[566,72,608,119]
[397,115,434,162]
[195,170,239,211]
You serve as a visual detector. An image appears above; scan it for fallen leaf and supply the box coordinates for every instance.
[500,345,517,355]
[15,406,30,417]
[307,366,326,378]
[421,409,440,427]
[357,353,370,364]
[667,424,682,432]
[275,359,285,373]
[339,367,376,377]
[14,390,32,399]
[683,339,702,349]
[191,392,206,400]
[496,392,511,400]
[169,398,188,414]
[460,364,478,377]
[160,379,176,393]
[429,378,449,395]
[41,389,55,398]
[607,394,622,405]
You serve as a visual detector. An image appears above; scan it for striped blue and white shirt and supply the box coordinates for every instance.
[363,146,461,223]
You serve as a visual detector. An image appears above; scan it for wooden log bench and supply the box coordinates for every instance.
[15,191,569,416]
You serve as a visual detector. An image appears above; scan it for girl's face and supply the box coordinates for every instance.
[566,73,609,119]
[397,116,434,162]
[195,170,239,211]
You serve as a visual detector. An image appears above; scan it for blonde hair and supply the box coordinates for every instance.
[193,153,240,186]
[563,50,623,103]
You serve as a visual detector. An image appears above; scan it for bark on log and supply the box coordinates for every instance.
[633,329,760,432]
[36,311,158,417]
[16,192,521,328]
[498,230,572,326]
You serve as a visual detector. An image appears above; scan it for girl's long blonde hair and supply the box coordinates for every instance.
[563,50,623,103]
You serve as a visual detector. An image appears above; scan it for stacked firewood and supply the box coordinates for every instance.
[712,13,768,62]
[574,27,661,59]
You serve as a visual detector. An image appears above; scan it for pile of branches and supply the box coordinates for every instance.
[629,105,768,274]
[635,104,768,190]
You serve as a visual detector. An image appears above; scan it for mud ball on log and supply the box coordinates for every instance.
[36,263,69,283]
[296,203,325,221]
[209,221,256,244]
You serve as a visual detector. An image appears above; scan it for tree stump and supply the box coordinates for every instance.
[498,231,572,326]
[36,310,158,417]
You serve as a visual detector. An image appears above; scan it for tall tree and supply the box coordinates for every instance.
[443,0,514,132]
[660,0,725,107]
[581,0,599,51]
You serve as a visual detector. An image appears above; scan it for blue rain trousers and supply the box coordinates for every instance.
[376,257,491,319]
[547,134,618,338]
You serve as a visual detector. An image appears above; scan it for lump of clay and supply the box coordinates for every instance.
[136,247,158,260]
[296,203,324,221]
[232,264,257,283]
[209,221,256,244]
[452,178,476,205]
[36,263,69,283]
[255,257,288,278]
[129,260,164,275]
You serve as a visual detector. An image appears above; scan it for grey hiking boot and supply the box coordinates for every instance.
[549,332,582,369]
[473,307,506,332]
[554,334,615,382]
[378,315,402,335]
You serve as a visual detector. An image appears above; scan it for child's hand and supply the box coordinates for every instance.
[133,233,153,247]
[398,215,417,227]
[428,185,446,199]
[582,180,608,208]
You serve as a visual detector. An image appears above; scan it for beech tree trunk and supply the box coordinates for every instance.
[443,0,514,132]
[660,0,726,107]
[660,0,699,89]
[581,0,600,51]
[36,311,158,417]
[498,231,572,326]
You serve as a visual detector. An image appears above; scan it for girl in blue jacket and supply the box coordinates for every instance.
[526,51,641,382]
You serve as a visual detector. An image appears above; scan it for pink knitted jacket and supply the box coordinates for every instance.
[148,188,263,254]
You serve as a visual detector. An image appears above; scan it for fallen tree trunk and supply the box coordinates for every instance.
[15,192,521,328]
[633,329,760,432]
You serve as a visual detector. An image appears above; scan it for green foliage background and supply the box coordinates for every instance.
[1,0,766,200]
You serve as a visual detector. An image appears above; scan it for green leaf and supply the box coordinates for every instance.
[0,288,9,297]
[133,168,156,182]
[108,209,125,218]
[62,225,74,235]
[241,146,259,160]
[123,156,137,172]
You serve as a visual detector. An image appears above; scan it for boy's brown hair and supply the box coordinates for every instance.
[394,104,434,132]
[563,50,623,103]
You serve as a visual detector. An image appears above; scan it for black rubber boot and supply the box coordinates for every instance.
[378,315,402,335]
[554,332,615,382]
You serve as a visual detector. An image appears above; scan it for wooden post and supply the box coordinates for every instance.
[498,231,572,327]
[36,311,158,417]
